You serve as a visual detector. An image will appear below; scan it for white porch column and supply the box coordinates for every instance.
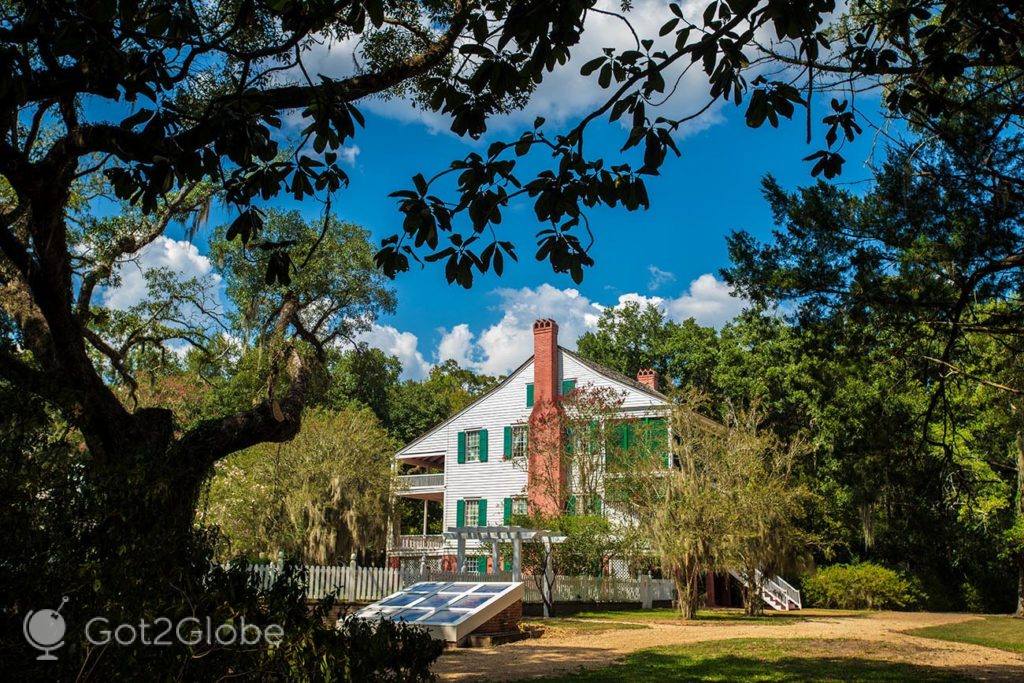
[421,498,428,536]
[512,537,522,582]
[456,534,466,572]
[491,540,499,575]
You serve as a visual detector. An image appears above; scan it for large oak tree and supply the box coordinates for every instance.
[1,0,1021,586]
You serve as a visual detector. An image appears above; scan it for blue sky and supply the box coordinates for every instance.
[102,1,885,379]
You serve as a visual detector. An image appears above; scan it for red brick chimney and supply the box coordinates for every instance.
[531,319,559,403]
[637,368,659,392]
[528,319,564,517]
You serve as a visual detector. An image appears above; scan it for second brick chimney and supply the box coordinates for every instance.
[527,319,564,516]
[637,368,659,392]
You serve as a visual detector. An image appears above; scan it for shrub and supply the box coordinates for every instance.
[803,562,925,610]
[5,540,443,681]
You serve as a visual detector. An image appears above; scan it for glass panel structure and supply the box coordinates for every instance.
[354,581,523,643]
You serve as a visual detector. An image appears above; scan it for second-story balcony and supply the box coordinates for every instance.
[396,472,444,500]
[392,534,446,554]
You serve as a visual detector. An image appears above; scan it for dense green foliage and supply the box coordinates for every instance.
[201,407,398,565]
[576,301,1017,613]
[803,563,923,610]
[0,388,440,679]
[511,513,619,578]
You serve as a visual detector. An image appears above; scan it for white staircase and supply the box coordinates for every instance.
[728,570,802,611]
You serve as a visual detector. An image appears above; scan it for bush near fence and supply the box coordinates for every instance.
[803,562,925,610]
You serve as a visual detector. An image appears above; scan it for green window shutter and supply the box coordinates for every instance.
[478,499,487,526]
[643,418,669,467]
[561,378,576,395]
[503,558,512,572]
[457,431,466,464]
[477,556,487,573]
[621,421,635,449]
[594,497,603,516]
[564,426,573,456]
[526,383,534,407]
[503,426,513,459]
[503,497,512,524]
[606,423,623,471]
[566,494,577,515]
[479,429,488,462]
[456,499,465,527]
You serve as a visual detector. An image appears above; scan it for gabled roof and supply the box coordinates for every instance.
[396,354,535,456]
[561,347,671,403]
[396,346,671,455]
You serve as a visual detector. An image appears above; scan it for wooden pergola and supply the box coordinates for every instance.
[443,525,566,589]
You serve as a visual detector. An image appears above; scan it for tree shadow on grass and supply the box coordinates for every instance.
[553,651,971,681]
[540,638,1024,682]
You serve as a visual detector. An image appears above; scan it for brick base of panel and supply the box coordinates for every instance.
[473,600,522,634]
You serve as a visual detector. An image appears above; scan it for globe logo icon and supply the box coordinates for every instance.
[23,596,68,661]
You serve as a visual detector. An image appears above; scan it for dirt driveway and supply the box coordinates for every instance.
[434,611,1024,681]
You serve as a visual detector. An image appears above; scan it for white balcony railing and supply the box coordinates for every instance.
[398,473,444,489]
[397,534,445,551]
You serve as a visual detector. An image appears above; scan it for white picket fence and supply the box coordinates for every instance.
[252,564,404,601]
[251,563,675,605]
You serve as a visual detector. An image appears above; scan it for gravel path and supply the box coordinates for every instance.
[434,611,1024,681]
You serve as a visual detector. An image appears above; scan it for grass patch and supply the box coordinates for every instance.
[572,607,775,624]
[540,638,968,682]
[524,618,648,636]
[570,607,862,624]
[906,616,1024,655]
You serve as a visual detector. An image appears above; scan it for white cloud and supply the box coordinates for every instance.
[339,144,361,165]
[614,274,744,328]
[431,274,745,375]
[101,236,221,310]
[356,323,432,380]
[353,273,745,379]
[647,265,676,291]
[290,1,722,136]
[468,284,604,375]
[496,0,720,133]
[662,272,744,327]
[437,323,475,366]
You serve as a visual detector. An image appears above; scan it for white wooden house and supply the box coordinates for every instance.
[387,318,670,573]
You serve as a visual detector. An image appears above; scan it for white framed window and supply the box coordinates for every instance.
[512,496,528,516]
[464,498,480,527]
[465,430,481,462]
[511,424,528,460]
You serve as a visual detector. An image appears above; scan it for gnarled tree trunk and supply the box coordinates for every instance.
[673,561,701,619]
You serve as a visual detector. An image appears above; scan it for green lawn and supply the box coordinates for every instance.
[541,638,968,682]
[906,616,1024,655]
[523,618,649,635]
[570,607,862,624]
